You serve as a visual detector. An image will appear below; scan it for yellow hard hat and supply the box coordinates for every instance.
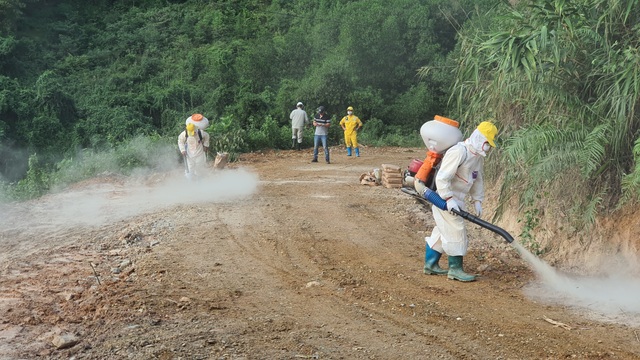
[477,121,498,147]
[186,123,196,136]
[347,106,354,111]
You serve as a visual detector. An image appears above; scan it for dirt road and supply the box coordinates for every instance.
[1,147,639,359]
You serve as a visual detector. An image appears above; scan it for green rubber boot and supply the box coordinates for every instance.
[447,256,476,282]
[423,244,448,275]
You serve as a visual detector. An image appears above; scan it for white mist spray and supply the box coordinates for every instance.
[0,168,259,261]
[512,241,640,326]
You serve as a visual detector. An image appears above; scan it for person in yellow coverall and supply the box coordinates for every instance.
[339,106,363,157]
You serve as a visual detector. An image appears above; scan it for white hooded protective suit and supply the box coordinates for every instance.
[178,129,210,176]
[426,129,488,256]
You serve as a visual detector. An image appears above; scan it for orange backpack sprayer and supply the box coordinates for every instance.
[401,115,515,244]
[406,115,463,190]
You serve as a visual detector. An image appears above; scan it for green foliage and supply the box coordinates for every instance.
[112,134,176,173]
[574,188,605,227]
[0,180,8,203]
[11,153,49,200]
[385,84,442,129]
[517,207,543,256]
[452,0,640,227]
[0,0,31,33]
[504,123,609,181]
[51,137,171,188]
[358,119,423,147]
[2,135,176,201]
[207,115,246,158]
[73,106,153,148]
[361,118,385,140]
[246,115,290,150]
[0,35,16,65]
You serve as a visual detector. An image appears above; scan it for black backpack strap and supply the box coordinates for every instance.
[185,128,203,142]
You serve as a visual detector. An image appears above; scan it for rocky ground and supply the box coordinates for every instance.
[1,146,639,359]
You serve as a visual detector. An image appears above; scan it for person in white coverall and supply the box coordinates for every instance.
[290,101,309,150]
[178,122,210,178]
[419,121,498,282]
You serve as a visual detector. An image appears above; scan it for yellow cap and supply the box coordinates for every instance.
[347,106,354,111]
[477,121,498,147]
[186,123,196,136]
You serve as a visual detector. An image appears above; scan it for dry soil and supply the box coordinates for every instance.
[1,147,639,359]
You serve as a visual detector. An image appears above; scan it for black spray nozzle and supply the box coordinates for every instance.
[403,187,514,244]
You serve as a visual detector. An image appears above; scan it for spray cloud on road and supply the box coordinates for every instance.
[0,168,259,230]
[513,241,640,326]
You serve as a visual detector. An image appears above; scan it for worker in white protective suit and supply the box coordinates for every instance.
[178,122,210,179]
[417,121,498,282]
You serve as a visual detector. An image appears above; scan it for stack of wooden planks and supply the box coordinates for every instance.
[381,163,403,188]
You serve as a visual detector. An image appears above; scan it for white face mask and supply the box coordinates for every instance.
[347,111,353,115]
[482,142,491,153]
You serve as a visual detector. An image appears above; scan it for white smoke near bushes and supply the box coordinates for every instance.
[513,242,640,327]
[36,169,257,227]
[0,143,30,202]
[0,175,8,204]
[49,136,181,193]
[0,168,259,230]
[0,166,259,267]
[0,144,30,184]
[0,136,182,202]
[0,135,260,230]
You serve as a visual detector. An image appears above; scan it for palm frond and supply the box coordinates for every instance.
[573,187,606,227]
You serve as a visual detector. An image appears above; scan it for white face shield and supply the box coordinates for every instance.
[347,111,353,115]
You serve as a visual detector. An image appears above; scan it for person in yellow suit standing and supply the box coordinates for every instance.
[339,106,363,157]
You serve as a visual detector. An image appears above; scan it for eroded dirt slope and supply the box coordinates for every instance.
[1,147,639,359]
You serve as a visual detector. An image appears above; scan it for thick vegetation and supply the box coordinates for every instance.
[449,0,640,230]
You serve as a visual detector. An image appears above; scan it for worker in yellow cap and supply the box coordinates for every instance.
[422,121,498,282]
[178,119,210,179]
[339,106,363,157]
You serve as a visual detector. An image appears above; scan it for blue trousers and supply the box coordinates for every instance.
[313,135,329,161]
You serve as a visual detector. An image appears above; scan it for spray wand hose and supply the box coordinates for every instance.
[401,187,514,244]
